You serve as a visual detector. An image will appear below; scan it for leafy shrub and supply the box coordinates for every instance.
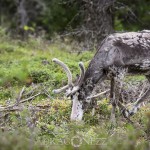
[0,87,12,101]
[30,70,50,83]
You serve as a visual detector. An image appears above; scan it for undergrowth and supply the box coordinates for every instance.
[0,28,149,150]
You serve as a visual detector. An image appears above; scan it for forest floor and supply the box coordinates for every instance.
[0,30,150,150]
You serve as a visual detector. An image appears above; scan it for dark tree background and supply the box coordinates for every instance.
[0,0,149,46]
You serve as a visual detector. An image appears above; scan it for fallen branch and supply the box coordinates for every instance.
[19,92,42,103]
[2,93,43,110]
[16,86,25,104]
[86,89,110,100]
[0,105,48,113]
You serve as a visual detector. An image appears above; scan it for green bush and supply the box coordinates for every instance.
[30,70,50,83]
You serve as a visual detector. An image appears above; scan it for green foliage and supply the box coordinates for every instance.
[1,100,150,150]
[1,0,80,37]
[0,32,93,100]
[0,87,12,101]
[39,100,71,125]
[30,70,50,83]
[115,0,150,31]
[1,0,149,38]
[41,0,80,36]
[23,25,35,32]
[0,30,150,150]
[0,61,29,86]
[0,131,47,150]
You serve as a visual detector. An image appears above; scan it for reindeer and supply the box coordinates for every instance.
[52,30,150,123]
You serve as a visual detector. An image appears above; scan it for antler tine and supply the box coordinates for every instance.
[53,58,73,86]
[53,85,69,94]
[52,58,73,93]
[67,62,85,96]
[86,89,110,100]
[77,62,85,86]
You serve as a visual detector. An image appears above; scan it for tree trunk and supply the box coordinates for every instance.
[78,0,115,50]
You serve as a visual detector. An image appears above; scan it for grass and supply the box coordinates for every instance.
[0,28,150,150]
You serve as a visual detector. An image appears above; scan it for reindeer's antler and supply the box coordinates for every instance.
[66,62,86,96]
[52,58,73,93]
[52,58,86,96]
[86,89,110,102]
[77,62,85,86]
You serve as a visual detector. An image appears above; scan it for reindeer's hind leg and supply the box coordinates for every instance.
[127,75,150,116]
[110,77,117,125]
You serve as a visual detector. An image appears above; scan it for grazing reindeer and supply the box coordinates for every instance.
[52,30,150,123]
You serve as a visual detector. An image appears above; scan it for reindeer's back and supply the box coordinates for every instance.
[97,31,150,73]
[85,31,150,80]
[107,31,150,74]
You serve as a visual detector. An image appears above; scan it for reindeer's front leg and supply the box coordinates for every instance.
[110,77,117,125]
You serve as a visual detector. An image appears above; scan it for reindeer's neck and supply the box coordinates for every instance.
[80,67,105,97]
[84,51,107,85]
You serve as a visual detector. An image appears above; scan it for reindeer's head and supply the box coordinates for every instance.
[52,58,109,121]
